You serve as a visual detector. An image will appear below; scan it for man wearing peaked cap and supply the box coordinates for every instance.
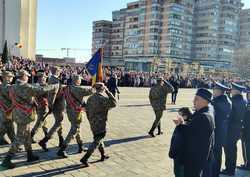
[221,82,247,175]
[174,88,215,177]
[16,70,31,78]
[212,82,232,177]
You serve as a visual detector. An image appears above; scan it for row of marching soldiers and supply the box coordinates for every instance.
[0,66,117,169]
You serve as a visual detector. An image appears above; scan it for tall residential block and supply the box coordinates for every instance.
[240,9,250,49]
[0,0,37,60]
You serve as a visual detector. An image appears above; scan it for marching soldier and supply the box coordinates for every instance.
[221,83,247,176]
[31,71,50,143]
[212,82,232,177]
[57,74,94,158]
[148,77,174,137]
[239,87,250,171]
[39,66,65,151]
[0,71,15,145]
[107,73,120,97]
[80,82,117,167]
[1,70,58,169]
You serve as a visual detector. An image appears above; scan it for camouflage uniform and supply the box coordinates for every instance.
[57,75,94,158]
[31,72,50,141]
[148,78,174,137]
[80,82,117,166]
[0,71,15,144]
[1,70,58,169]
[39,66,65,151]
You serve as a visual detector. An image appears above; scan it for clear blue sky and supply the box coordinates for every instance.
[37,0,250,62]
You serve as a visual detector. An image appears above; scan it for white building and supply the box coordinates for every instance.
[0,0,37,60]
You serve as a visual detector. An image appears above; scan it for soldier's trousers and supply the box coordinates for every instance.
[63,122,82,146]
[46,110,63,139]
[0,118,15,143]
[149,110,163,133]
[8,123,32,154]
[225,137,239,173]
[84,132,106,159]
[31,112,48,136]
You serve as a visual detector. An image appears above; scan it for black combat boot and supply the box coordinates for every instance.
[27,150,39,162]
[38,136,49,152]
[1,154,15,169]
[80,152,91,167]
[57,144,68,158]
[148,129,155,137]
[157,125,163,135]
[58,135,64,148]
[99,147,109,162]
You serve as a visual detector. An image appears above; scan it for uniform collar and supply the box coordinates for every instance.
[195,106,209,114]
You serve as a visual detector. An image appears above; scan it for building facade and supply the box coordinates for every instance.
[0,0,37,60]
[92,0,243,72]
[240,8,250,49]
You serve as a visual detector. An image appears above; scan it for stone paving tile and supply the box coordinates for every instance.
[0,88,249,177]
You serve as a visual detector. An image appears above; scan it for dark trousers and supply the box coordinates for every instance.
[149,110,163,134]
[184,163,202,177]
[172,92,178,104]
[225,137,238,173]
[174,159,184,177]
[202,153,214,177]
[212,144,223,177]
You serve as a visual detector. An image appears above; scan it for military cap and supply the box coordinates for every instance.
[231,82,246,92]
[36,71,47,78]
[72,74,82,82]
[196,88,212,102]
[2,70,14,77]
[156,77,164,81]
[17,69,31,77]
[213,82,229,91]
[94,82,105,89]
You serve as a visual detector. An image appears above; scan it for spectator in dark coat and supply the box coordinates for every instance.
[174,88,215,177]
[169,107,193,177]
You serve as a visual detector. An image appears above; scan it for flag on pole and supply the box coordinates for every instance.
[85,48,103,85]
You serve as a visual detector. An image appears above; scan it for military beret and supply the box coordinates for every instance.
[213,82,229,91]
[196,88,212,102]
[2,70,14,77]
[17,70,31,77]
[231,82,246,92]
[36,71,47,78]
[94,82,105,89]
[72,74,82,81]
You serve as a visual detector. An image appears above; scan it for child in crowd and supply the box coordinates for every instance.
[169,107,193,177]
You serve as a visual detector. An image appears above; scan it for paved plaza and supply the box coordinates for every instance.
[0,88,249,177]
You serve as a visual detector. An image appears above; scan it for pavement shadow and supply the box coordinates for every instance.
[104,135,150,147]
[13,164,86,177]
[120,104,151,107]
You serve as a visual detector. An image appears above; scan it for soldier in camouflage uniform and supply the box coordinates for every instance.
[80,82,117,167]
[57,74,94,158]
[39,66,65,151]
[1,70,58,169]
[0,71,15,145]
[31,71,50,143]
[148,77,174,137]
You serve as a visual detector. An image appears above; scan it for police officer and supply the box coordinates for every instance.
[1,70,58,169]
[80,82,117,167]
[174,88,215,177]
[31,71,50,143]
[212,82,232,177]
[221,83,247,176]
[57,74,93,158]
[39,66,65,151]
[0,71,15,145]
[148,77,174,137]
[239,87,250,170]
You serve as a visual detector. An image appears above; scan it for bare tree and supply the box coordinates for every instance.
[233,48,250,79]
